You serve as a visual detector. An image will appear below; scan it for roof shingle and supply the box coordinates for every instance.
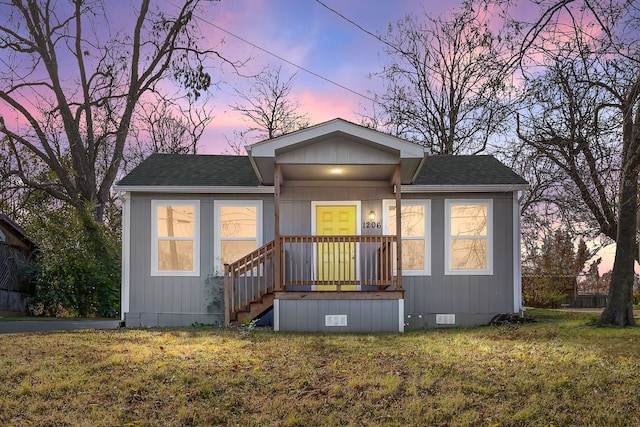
[414,155,528,186]
[116,153,260,187]
[116,153,527,188]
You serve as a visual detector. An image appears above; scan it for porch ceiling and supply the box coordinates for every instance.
[280,163,397,181]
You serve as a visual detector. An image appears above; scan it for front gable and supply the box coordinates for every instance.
[248,118,425,184]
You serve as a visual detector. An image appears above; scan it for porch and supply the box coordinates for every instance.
[223,235,403,328]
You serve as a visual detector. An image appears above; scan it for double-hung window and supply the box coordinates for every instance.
[445,200,493,275]
[214,201,263,272]
[151,200,200,276]
[383,199,431,275]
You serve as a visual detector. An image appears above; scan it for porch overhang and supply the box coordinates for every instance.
[247,118,426,185]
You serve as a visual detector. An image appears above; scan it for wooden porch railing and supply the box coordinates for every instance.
[281,235,398,290]
[224,235,398,325]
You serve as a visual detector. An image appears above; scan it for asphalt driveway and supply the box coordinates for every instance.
[0,319,120,334]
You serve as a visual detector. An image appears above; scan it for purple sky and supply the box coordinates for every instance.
[195,0,458,153]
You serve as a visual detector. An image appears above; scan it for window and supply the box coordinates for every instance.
[151,201,200,276]
[214,201,262,271]
[383,199,431,275]
[445,200,493,275]
[0,229,5,242]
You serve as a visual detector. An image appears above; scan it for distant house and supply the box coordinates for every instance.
[115,118,528,332]
[0,214,35,314]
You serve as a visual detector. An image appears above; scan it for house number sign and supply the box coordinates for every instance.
[362,221,382,229]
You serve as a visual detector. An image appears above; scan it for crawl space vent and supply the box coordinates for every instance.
[436,314,456,325]
[325,315,347,327]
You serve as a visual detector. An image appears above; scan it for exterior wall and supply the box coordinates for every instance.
[279,181,393,235]
[125,192,274,327]
[125,187,518,329]
[279,184,517,328]
[0,242,31,314]
[275,298,404,332]
[0,223,31,251]
[402,193,516,328]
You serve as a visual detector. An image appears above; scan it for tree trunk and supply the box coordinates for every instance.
[598,170,637,326]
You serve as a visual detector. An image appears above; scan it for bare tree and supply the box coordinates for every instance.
[515,0,640,326]
[229,65,310,151]
[124,94,214,171]
[516,57,620,240]
[140,97,212,155]
[364,1,513,155]
[0,0,235,222]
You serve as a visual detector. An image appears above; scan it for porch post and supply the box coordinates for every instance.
[395,164,402,290]
[274,164,282,291]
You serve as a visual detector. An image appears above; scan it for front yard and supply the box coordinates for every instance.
[1,309,639,426]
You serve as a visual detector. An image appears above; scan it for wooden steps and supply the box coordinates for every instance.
[233,292,275,325]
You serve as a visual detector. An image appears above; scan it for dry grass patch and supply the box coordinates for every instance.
[1,310,640,426]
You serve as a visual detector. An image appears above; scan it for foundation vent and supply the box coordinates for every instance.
[325,314,347,327]
[436,314,456,325]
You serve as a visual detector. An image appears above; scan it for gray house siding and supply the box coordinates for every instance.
[276,186,515,328]
[279,181,393,235]
[125,189,516,329]
[402,193,515,327]
[125,193,274,327]
[275,298,403,332]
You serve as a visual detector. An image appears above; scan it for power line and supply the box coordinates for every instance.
[192,8,378,104]
[313,0,398,52]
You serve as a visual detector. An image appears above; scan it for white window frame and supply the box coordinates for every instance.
[214,200,263,274]
[445,199,493,275]
[151,200,200,277]
[382,199,431,276]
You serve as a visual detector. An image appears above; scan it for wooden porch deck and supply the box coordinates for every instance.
[224,235,401,325]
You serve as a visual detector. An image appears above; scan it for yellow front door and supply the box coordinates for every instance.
[316,205,357,290]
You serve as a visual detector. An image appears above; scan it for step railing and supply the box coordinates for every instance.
[224,240,276,326]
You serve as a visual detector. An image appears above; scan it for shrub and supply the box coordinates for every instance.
[24,204,120,317]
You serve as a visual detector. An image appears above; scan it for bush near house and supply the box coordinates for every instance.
[22,205,120,317]
[522,275,574,307]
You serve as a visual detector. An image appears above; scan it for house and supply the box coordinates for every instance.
[115,118,528,332]
[0,213,36,314]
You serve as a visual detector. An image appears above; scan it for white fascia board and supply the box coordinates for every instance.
[400,184,529,193]
[249,119,424,159]
[113,185,274,194]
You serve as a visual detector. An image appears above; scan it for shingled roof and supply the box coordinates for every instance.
[116,153,260,187]
[116,153,527,188]
[414,155,528,186]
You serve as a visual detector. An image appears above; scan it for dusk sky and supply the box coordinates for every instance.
[190,0,617,270]
[0,0,619,270]
[192,0,462,153]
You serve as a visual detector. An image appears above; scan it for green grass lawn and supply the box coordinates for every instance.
[1,309,639,427]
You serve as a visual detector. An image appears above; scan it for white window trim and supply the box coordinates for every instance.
[382,199,431,276]
[151,200,200,277]
[445,199,493,276]
[214,200,263,274]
